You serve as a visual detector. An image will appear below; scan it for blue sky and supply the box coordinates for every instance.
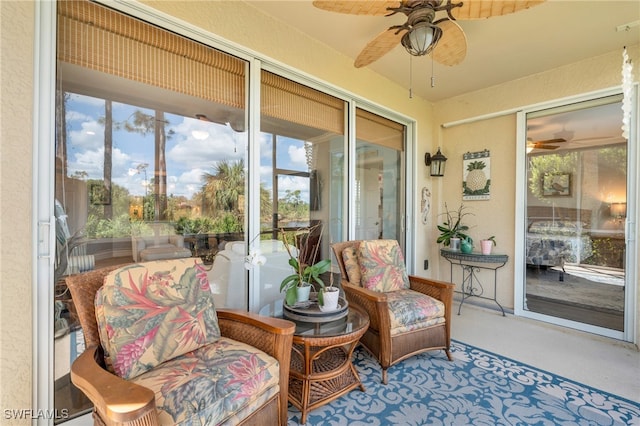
[64,93,311,201]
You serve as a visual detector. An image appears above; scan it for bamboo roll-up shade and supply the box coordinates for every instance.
[261,71,345,135]
[57,0,245,109]
[356,108,405,151]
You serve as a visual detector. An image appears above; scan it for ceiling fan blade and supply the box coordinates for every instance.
[451,0,546,20]
[355,27,406,68]
[533,144,559,149]
[531,138,566,145]
[312,1,401,16]
[432,20,467,66]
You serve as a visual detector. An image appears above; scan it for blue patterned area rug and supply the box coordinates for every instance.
[287,340,640,425]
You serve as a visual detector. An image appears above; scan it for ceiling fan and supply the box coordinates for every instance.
[312,0,545,68]
[527,137,567,150]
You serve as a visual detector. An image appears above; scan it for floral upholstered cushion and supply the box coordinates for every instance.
[342,247,361,286]
[95,258,220,380]
[386,289,446,335]
[131,337,280,425]
[358,240,410,292]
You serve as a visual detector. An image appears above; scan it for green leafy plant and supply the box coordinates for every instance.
[485,236,497,246]
[436,203,473,246]
[279,224,331,306]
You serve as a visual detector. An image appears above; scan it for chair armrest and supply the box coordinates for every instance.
[71,345,158,425]
[408,275,454,305]
[408,275,454,349]
[340,280,389,331]
[216,309,295,359]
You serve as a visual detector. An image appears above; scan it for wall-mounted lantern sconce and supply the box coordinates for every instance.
[425,148,447,177]
[610,202,627,222]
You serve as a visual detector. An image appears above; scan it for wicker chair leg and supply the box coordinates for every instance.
[382,368,388,385]
[445,349,453,361]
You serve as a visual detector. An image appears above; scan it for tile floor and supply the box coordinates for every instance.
[452,302,639,403]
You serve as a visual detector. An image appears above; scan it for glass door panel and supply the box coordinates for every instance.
[355,109,406,248]
[55,2,248,420]
[256,71,346,315]
[524,95,626,332]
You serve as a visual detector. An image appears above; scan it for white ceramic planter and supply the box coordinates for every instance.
[319,288,340,312]
[296,284,312,303]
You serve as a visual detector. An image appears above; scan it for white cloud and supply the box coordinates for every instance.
[167,119,245,170]
[277,175,310,202]
[67,120,105,150]
[288,144,307,168]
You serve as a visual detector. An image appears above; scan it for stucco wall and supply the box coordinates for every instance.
[0,0,36,420]
[431,45,639,341]
[0,0,637,418]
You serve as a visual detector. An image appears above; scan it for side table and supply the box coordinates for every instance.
[285,305,369,424]
[440,248,509,316]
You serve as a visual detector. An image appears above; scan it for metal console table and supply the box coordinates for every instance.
[440,248,508,316]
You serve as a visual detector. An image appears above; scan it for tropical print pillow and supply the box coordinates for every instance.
[357,240,410,292]
[95,258,220,380]
[342,247,361,286]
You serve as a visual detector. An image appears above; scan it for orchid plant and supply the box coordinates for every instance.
[243,233,267,270]
[279,223,331,306]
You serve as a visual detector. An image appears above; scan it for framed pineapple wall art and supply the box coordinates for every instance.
[463,150,491,200]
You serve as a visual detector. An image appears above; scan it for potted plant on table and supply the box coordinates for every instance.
[280,224,332,307]
[317,273,340,312]
[480,236,496,255]
[436,203,473,251]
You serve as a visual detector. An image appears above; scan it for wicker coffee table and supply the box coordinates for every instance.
[286,305,369,424]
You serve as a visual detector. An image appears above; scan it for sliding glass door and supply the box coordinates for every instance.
[255,71,346,315]
[354,108,406,247]
[51,2,412,422]
[55,2,249,420]
[523,95,627,334]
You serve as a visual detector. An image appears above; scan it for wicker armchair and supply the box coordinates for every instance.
[66,261,295,426]
[332,240,454,384]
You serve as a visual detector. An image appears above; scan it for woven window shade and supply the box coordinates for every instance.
[261,71,344,134]
[57,0,245,109]
[356,108,405,151]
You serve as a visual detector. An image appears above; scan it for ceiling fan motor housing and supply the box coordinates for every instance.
[400,8,443,55]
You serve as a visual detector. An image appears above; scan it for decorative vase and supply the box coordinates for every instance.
[480,240,493,255]
[319,288,340,312]
[461,239,473,254]
[296,283,312,303]
[450,237,461,251]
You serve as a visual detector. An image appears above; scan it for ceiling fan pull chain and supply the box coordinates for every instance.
[431,55,436,88]
[409,55,413,99]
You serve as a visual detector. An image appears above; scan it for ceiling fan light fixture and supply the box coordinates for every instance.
[403,22,435,56]
[403,21,444,57]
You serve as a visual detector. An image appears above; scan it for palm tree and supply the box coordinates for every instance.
[109,109,174,220]
[202,159,245,214]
